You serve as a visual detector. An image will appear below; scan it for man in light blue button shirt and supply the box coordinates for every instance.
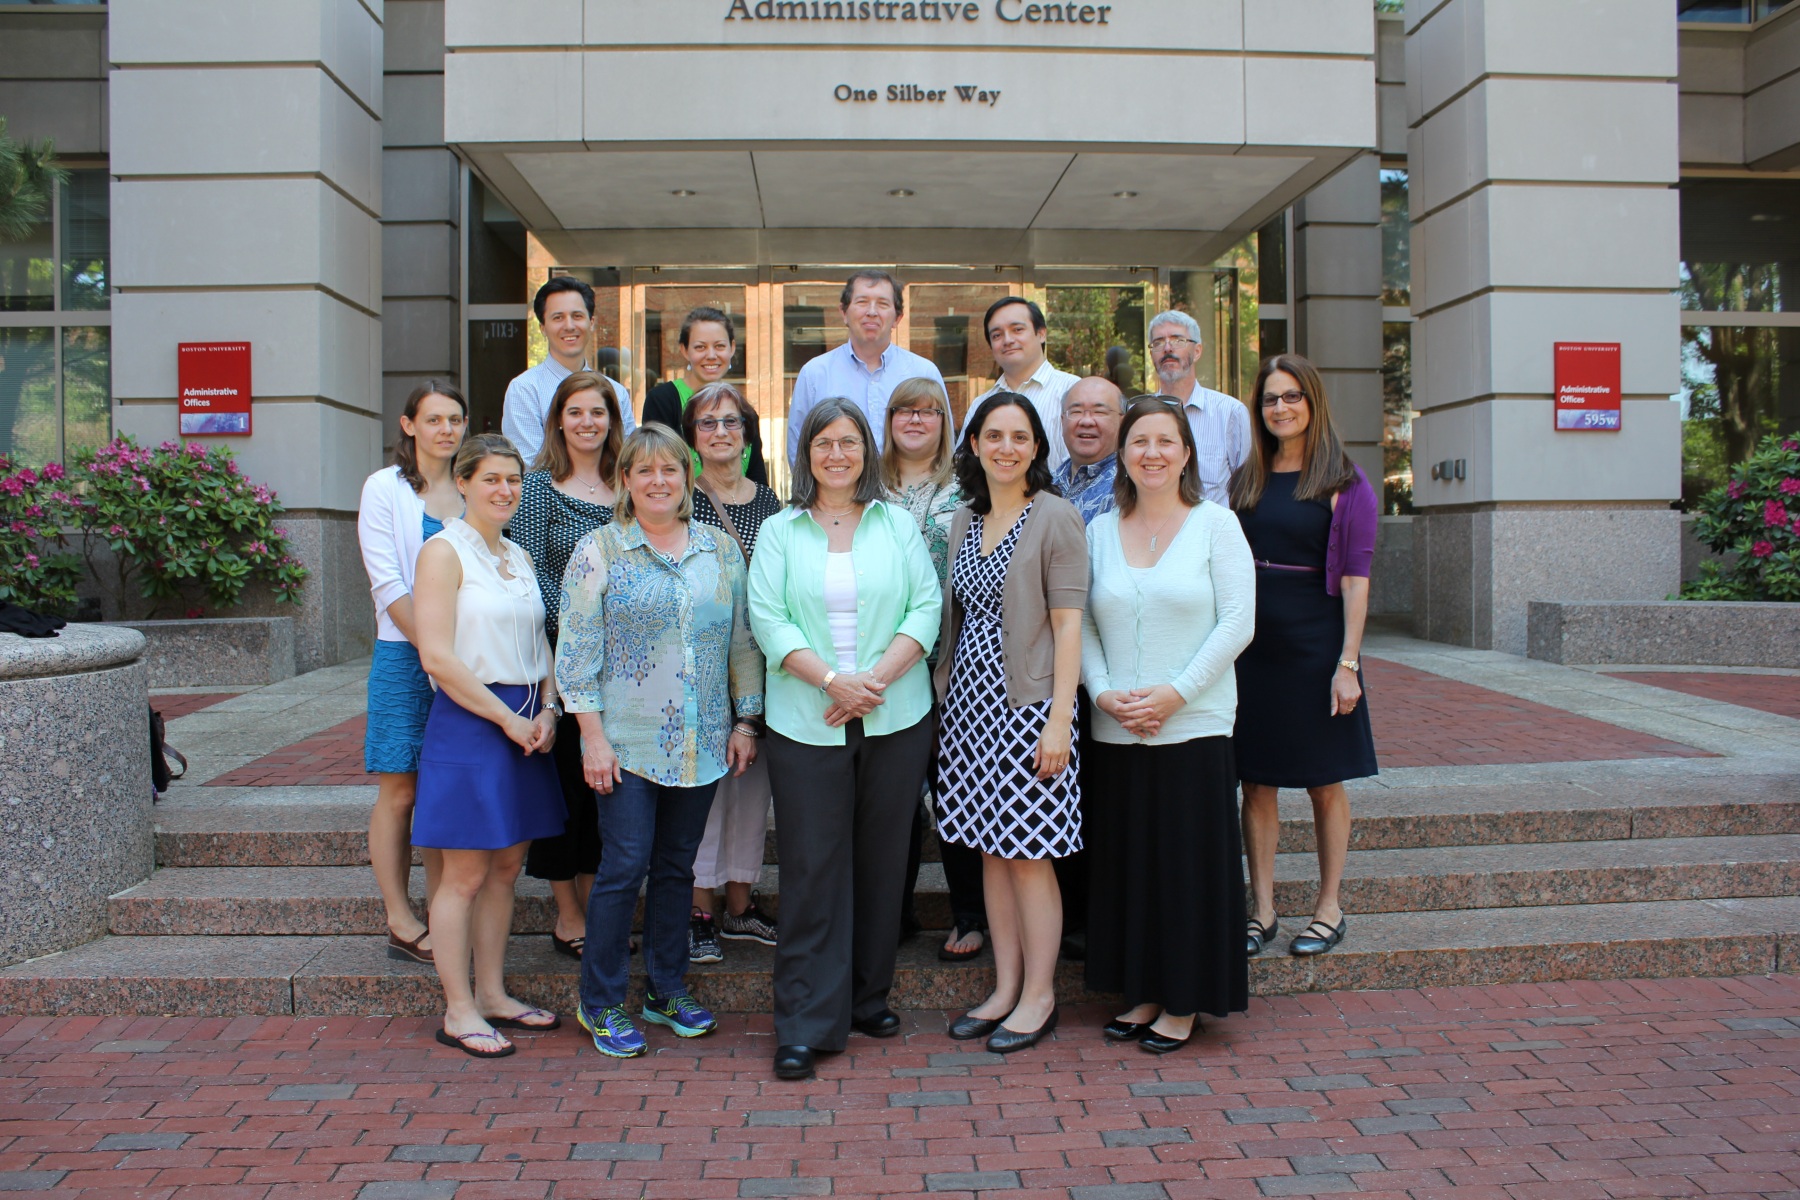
[785,270,946,467]
[1148,309,1250,506]
[502,277,636,465]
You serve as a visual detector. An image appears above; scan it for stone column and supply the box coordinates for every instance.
[1294,151,1386,487]
[107,0,383,671]
[382,0,461,450]
[1405,0,1683,654]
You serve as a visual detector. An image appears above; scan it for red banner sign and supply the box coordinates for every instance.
[178,342,252,436]
[1554,342,1621,431]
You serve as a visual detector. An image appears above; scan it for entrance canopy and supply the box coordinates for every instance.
[444,0,1377,268]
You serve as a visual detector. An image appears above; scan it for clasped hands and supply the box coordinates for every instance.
[505,709,557,755]
[1096,684,1184,739]
[822,669,887,728]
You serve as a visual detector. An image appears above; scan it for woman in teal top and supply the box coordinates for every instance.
[747,398,941,1082]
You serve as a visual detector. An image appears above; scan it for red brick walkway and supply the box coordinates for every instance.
[205,662,1713,787]
[207,716,370,788]
[1365,660,1709,769]
[149,692,239,721]
[1603,672,1800,722]
[1,975,1796,1199]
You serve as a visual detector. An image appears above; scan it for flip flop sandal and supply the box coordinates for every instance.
[551,932,585,960]
[435,1028,514,1058]
[487,1008,561,1031]
[938,920,986,963]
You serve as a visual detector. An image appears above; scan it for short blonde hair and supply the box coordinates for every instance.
[880,376,955,492]
[613,424,695,524]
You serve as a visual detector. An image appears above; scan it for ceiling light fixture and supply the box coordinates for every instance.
[888,188,915,198]
[671,188,696,197]
[1114,190,1139,199]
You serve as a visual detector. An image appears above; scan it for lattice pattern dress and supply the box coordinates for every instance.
[934,505,1082,860]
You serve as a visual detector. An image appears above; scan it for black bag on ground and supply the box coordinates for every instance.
[150,707,187,797]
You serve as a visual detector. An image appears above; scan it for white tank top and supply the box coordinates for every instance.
[433,518,551,687]
[823,551,859,673]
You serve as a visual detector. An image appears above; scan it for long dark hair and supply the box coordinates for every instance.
[532,370,623,484]
[1113,395,1203,516]
[954,391,1057,515]
[1229,353,1356,511]
[393,380,467,494]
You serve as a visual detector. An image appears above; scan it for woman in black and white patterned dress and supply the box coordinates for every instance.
[932,391,1088,1056]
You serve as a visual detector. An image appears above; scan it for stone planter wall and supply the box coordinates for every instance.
[105,617,296,688]
[1526,600,1800,667]
[0,625,154,968]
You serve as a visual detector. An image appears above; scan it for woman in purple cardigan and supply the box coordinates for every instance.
[1229,354,1380,960]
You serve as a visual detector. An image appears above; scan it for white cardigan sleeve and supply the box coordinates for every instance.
[357,467,422,622]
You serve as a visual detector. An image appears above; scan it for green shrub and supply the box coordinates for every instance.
[1679,433,1800,602]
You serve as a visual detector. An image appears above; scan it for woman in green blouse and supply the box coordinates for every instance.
[748,398,942,1081]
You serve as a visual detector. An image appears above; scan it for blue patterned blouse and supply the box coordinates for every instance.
[555,520,765,787]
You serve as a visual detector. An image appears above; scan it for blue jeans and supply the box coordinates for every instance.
[580,770,719,1011]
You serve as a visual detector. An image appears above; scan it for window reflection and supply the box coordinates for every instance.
[1381,169,1410,308]
[0,327,57,465]
[61,170,109,311]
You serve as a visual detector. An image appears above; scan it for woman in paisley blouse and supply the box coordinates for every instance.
[680,382,784,964]
[511,370,620,962]
[555,424,764,1059]
[880,377,985,962]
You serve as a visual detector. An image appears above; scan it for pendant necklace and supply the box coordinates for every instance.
[816,505,857,526]
[1145,508,1181,553]
[570,472,603,496]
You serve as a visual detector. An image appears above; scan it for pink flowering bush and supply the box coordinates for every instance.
[1682,433,1800,601]
[69,437,309,617]
[0,456,83,613]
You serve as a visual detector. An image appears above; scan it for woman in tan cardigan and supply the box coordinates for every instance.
[932,391,1088,1055]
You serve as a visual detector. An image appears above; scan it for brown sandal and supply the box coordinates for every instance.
[387,925,433,964]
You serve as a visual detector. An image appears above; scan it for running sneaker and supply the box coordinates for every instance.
[718,899,779,946]
[576,1001,647,1058]
[689,910,724,964]
[642,992,718,1038]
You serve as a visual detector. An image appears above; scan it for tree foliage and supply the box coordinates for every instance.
[0,116,66,244]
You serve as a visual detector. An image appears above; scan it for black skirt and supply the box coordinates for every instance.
[1084,735,1247,1019]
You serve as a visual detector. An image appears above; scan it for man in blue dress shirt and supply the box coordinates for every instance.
[785,270,946,467]
[502,276,636,465]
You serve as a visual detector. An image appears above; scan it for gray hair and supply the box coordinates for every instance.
[789,398,884,509]
[1148,309,1203,345]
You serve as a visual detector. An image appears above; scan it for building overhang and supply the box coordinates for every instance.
[443,0,1378,267]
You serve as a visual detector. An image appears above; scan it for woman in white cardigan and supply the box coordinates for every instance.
[1080,396,1255,1055]
[356,381,467,963]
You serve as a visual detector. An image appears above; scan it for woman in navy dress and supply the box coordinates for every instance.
[412,432,567,1057]
[1230,355,1380,960]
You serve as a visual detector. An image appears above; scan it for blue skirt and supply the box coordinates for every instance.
[364,638,434,774]
[413,684,567,851]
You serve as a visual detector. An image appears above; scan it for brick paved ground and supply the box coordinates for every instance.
[1,975,1796,1200]
[202,661,1713,787]
[1364,660,1710,769]
[148,693,239,721]
[1602,672,1800,722]
[206,716,370,788]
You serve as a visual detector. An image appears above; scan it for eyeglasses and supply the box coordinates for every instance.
[890,407,944,425]
[695,415,744,432]
[810,437,864,456]
[1149,336,1197,351]
[1063,406,1121,420]
[1260,390,1308,408]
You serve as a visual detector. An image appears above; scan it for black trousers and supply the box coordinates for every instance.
[765,714,935,1051]
[524,713,600,882]
[1053,690,1094,932]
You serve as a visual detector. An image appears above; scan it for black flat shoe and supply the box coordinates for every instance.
[774,1045,816,1080]
[1246,917,1278,958]
[1139,1021,1199,1055]
[1289,915,1347,957]
[948,1012,1001,1040]
[1103,1019,1151,1041]
[986,1007,1058,1054]
[852,1009,901,1038]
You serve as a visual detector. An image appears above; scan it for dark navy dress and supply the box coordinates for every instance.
[1232,472,1377,788]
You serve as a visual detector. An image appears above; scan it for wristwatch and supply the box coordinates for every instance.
[1337,659,1360,674]
[541,697,564,719]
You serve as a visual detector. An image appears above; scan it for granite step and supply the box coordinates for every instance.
[107,863,956,936]
[5,895,1795,1016]
[151,775,1800,868]
[114,831,1800,937]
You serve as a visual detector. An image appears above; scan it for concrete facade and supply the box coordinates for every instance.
[1404,0,1686,653]
[106,0,384,670]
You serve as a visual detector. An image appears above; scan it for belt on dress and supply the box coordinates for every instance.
[1253,559,1322,573]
